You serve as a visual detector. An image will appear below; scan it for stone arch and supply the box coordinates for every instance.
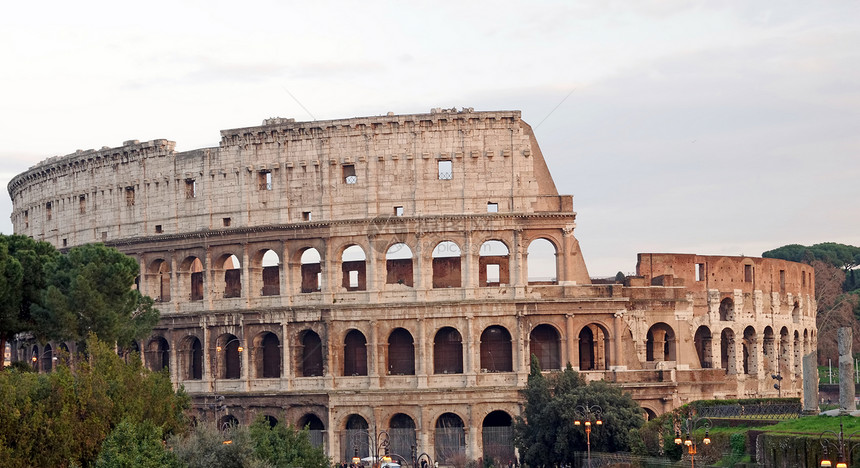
[146,336,170,372]
[435,412,466,464]
[214,253,242,298]
[298,413,326,447]
[253,331,281,378]
[219,414,239,431]
[344,414,370,460]
[299,329,324,377]
[529,324,561,370]
[299,247,322,293]
[694,326,713,368]
[719,297,734,321]
[479,240,510,287]
[387,328,415,375]
[779,326,791,378]
[215,333,243,379]
[480,325,512,372]
[41,343,53,373]
[386,242,414,287]
[482,410,514,463]
[388,413,417,461]
[642,407,658,421]
[344,329,368,376]
[263,414,279,428]
[721,328,737,374]
[341,244,367,291]
[743,326,757,375]
[251,248,280,296]
[434,326,463,374]
[432,241,462,288]
[146,258,171,302]
[527,238,558,284]
[579,323,611,370]
[180,256,204,301]
[179,335,203,380]
[646,323,677,362]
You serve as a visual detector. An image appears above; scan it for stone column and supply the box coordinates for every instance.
[281,323,292,390]
[839,327,856,412]
[565,314,576,369]
[613,311,624,370]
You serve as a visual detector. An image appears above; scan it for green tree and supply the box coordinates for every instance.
[171,423,269,468]
[0,235,58,369]
[96,419,182,468]
[33,243,159,348]
[763,242,860,270]
[514,356,645,467]
[249,414,330,468]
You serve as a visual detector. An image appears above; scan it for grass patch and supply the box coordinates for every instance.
[759,415,860,434]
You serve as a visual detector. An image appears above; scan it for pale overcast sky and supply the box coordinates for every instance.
[1,1,858,276]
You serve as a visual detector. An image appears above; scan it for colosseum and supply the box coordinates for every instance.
[7,108,816,463]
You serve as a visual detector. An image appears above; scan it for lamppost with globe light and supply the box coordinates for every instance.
[674,414,711,468]
[819,420,860,468]
[573,404,603,468]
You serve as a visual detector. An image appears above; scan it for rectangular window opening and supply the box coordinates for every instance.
[79,195,86,214]
[343,164,357,184]
[24,210,29,228]
[259,171,272,190]
[101,231,108,241]
[45,203,52,221]
[695,263,704,282]
[394,206,404,216]
[222,217,231,227]
[126,187,135,206]
[744,264,753,283]
[349,270,359,288]
[185,179,197,198]
[779,270,786,293]
[486,264,500,284]
[438,160,453,180]
[802,271,806,287]
[303,211,312,221]
[62,238,68,247]
[155,225,163,233]
[487,202,498,213]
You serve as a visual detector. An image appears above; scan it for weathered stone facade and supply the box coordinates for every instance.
[8,109,816,463]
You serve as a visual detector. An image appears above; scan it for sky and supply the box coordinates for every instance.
[1,1,858,277]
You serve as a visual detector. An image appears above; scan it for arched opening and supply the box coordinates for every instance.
[342,245,367,291]
[386,243,413,287]
[763,326,775,375]
[261,249,280,296]
[344,330,368,376]
[181,336,203,380]
[344,415,370,461]
[148,259,171,302]
[388,328,415,375]
[300,330,324,377]
[694,326,713,369]
[480,326,512,372]
[219,414,239,431]
[482,411,514,464]
[216,333,242,379]
[298,413,325,447]
[301,248,322,293]
[529,324,561,370]
[743,326,757,375]
[254,332,281,378]
[527,238,557,284]
[389,413,416,461]
[146,337,170,372]
[263,415,278,428]
[432,241,462,288]
[479,240,510,287]
[41,344,54,373]
[579,324,610,370]
[646,323,676,362]
[792,301,800,323]
[434,327,463,374]
[435,413,465,464]
[719,298,734,321]
[643,408,658,421]
[721,328,737,374]
[217,254,242,298]
[181,256,204,301]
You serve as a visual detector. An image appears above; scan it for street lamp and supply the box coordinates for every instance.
[31,349,58,372]
[414,450,435,468]
[820,420,860,468]
[674,414,711,468]
[573,404,603,468]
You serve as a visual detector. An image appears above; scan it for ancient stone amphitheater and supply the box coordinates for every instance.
[8,109,816,463]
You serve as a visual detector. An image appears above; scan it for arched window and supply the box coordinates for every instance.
[763,326,775,375]
[148,259,171,302]
[482,411,514,463]
[300,330,323,377]
[219,254,242,298]
[721,328,736,374]
[344,330,368,376]
[479,240,510,287]
[146,337,170,372]
[480,326,512,372]
[41,344,54,373]
[388,328,415,375]
[181,336,203,380]
[432,241,462,288]
[301,248,322,293]
[435,413,465,464]
[389,413,416,460]
[530,324,561,370]
[743,326,757,375]
[254,332,281,378]
[694,326,712,369]
[434,327,463,374]
[216,334,243,379]
[181,256,204,301]
[579,327,595,370]
[298,414,325,447]
[646,323,676,362]
[342,245,367,291]
[386,243,413,287]
[344,415,370,460]
[527,238,557,284]
[261,249,280,296]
